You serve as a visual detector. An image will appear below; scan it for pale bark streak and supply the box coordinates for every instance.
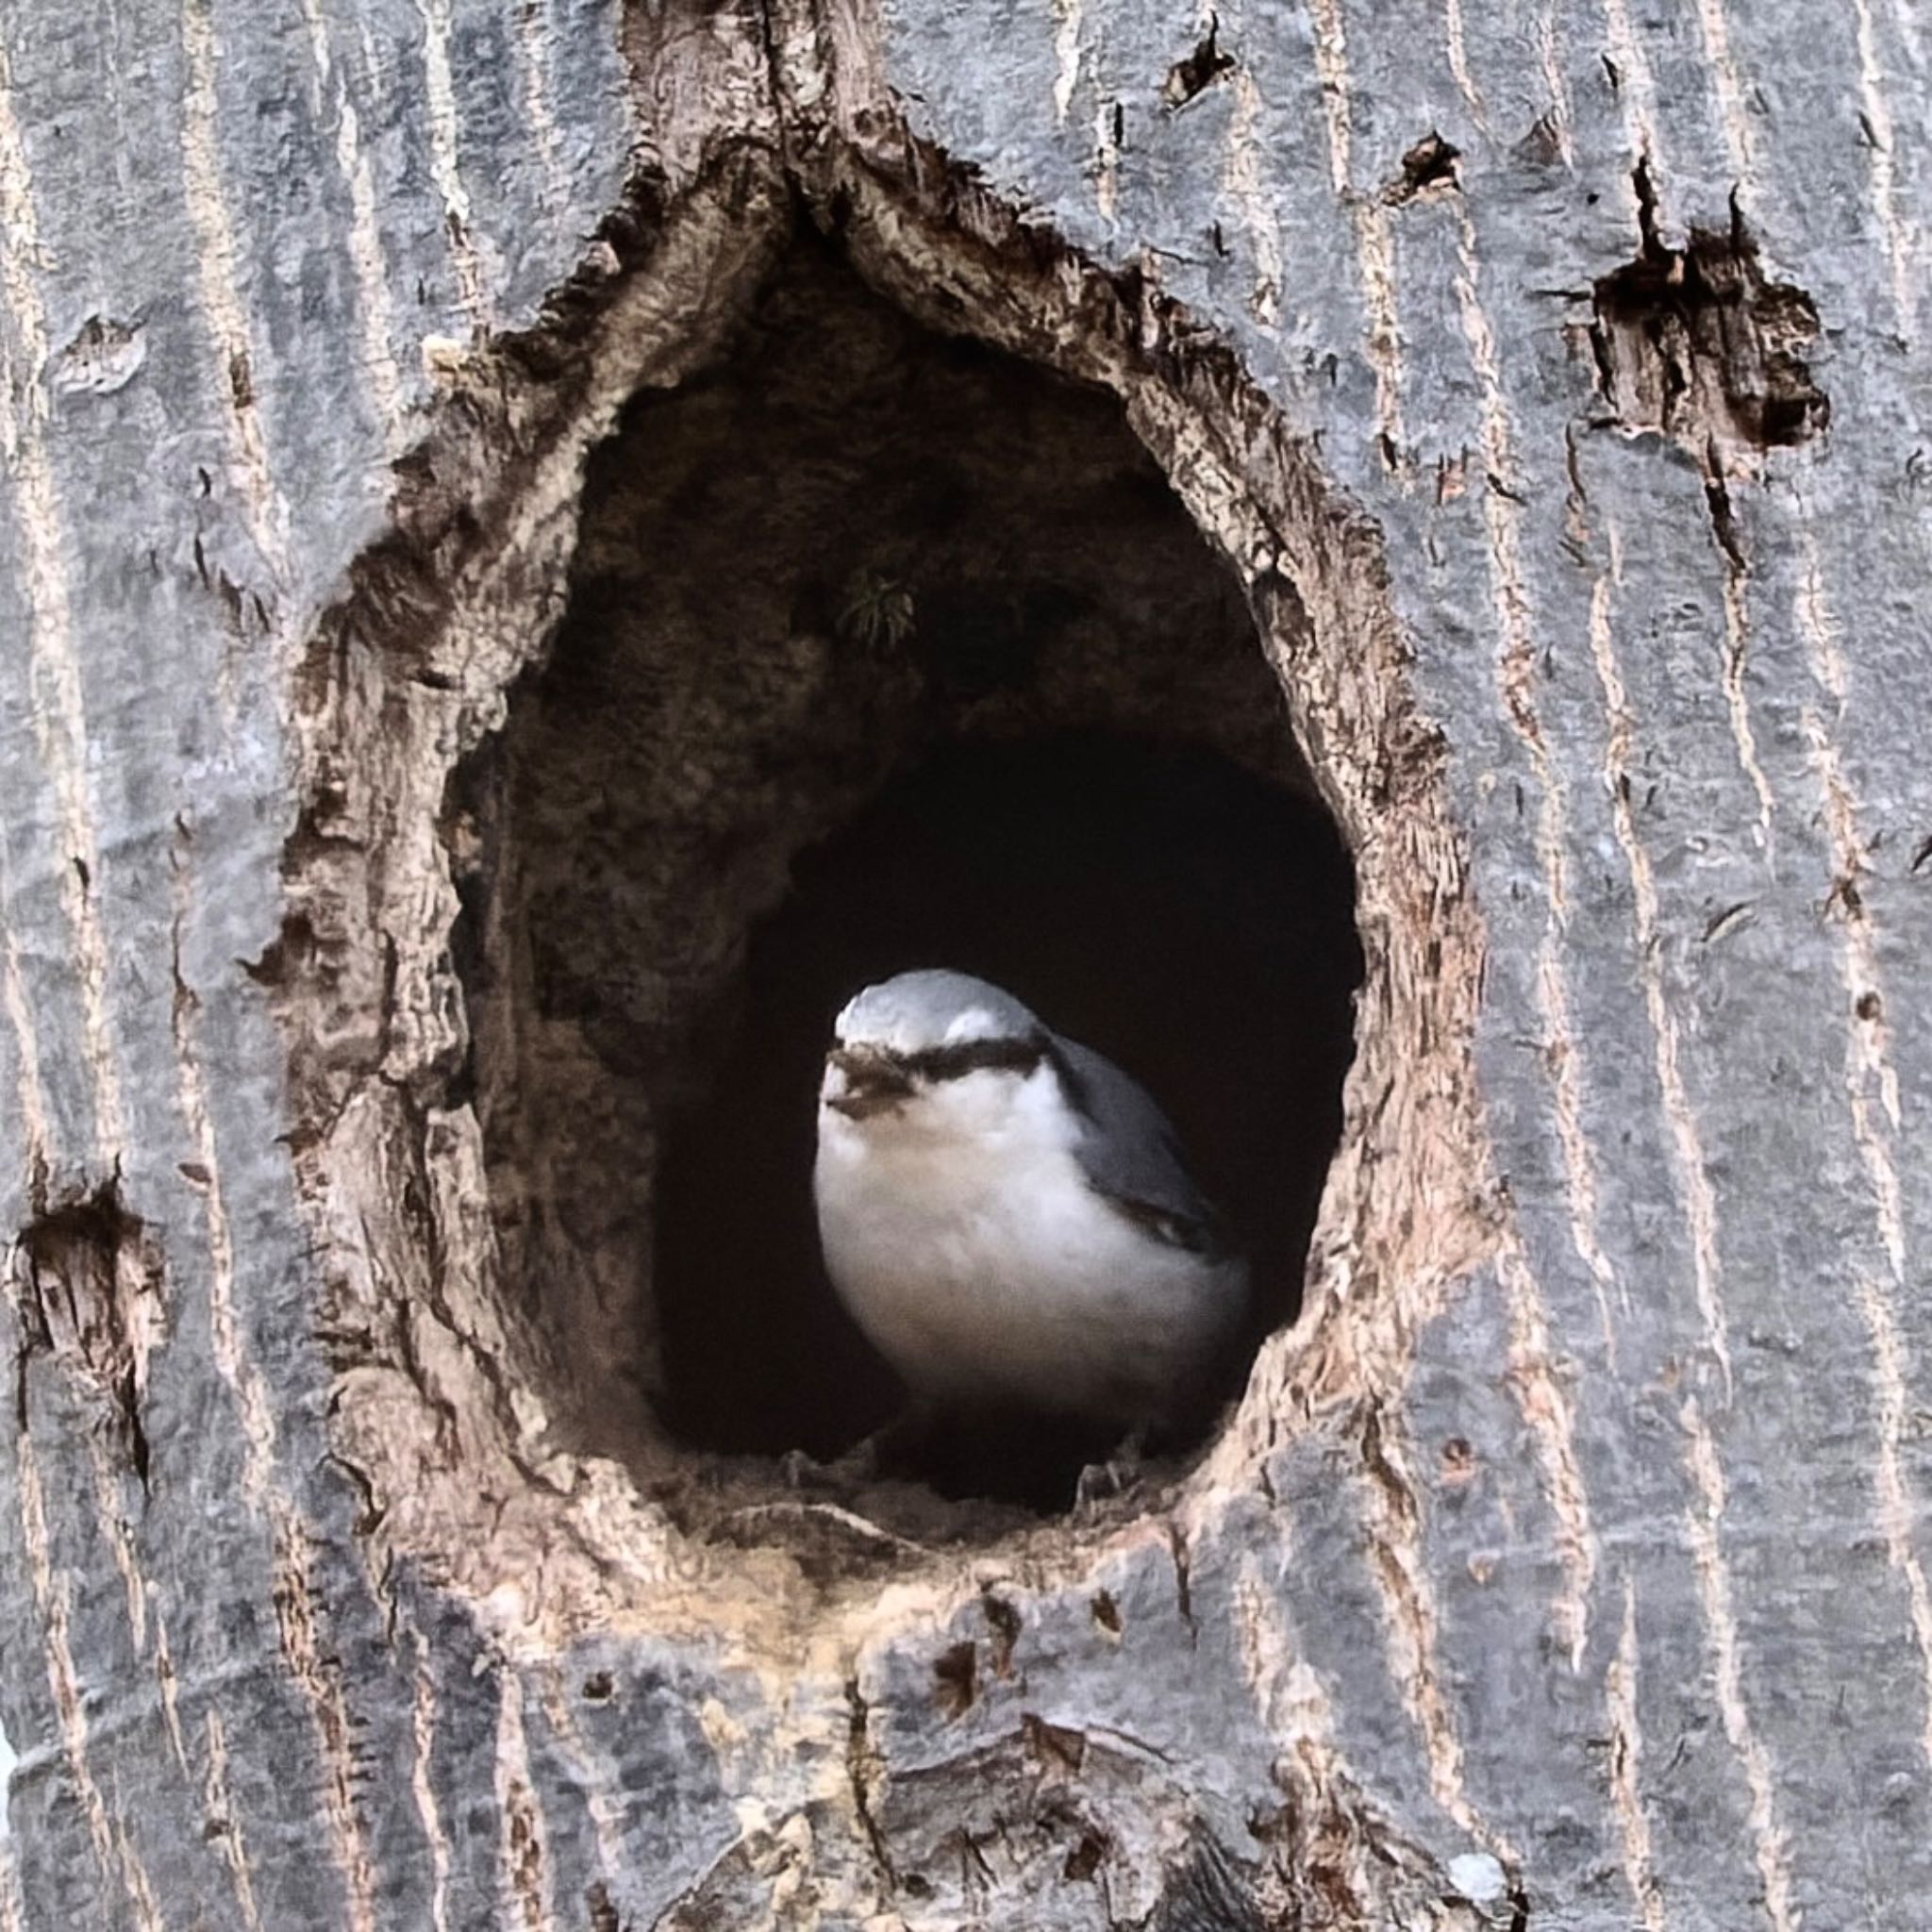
[496,1666,558,1932]
[1441,0,1489,133]
[179,0,293,593]
[169,835,276,1507]
[511,0,567,221]
[268,1496,382,1932]
[1050,0,1082,122]
[294,4,407,460]
[1359,1408,1504,1852]
[1791,528,1932,1780]
[86,1433,149,1656]
[1590,541,1796,1925]
[1305,0,1404,450]
[0,823,48,1180]
[1599,0,1663,170]
[170,831,378,1927]
[1091,99,1119,225]
[1693,0,1753,177]
[0,32,127,1167]
[1850,0,1916,340]
[334,92,408,458]
[1535,8,1574,160]
[1305,0,1354,199]
[15,1427,161,1922]
[408,1623,456,1932]
[1682,1401,1800,1932]
[1498,1237,1597,1669]
[0,1835,22,1932]
[1605,1578,1668,1932]
[1720,568,1778,862]
[417,0,490,325]
[1587,545,1733,1394]
[1443,200,1607,1677]
[151,1605,192,1781]
[1222,72,1283,325]
[200,1709,267,1932]
[1454,199,1626,1377]
[112,1820,167,1932]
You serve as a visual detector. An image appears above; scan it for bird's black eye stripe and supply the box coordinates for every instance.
[896,1034,1051,1083]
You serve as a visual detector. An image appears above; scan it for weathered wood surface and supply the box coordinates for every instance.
[0,0,1927,1925]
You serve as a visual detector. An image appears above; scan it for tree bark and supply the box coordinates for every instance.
[1,0,1927,1927]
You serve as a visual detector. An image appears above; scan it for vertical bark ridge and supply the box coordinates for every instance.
[1848,0,1915,339]
[415,0,491,327]
[0,1838,22,1932]
[1534,7,1576,161]
[1585,535,1736,1387]
[1218,72,1285,329]
[1579,491,1796,1924]
[166,828,277,1509]
[1600,0,1665,171]
[1718,564,1778,856]
[0,42,125,1170]
[1303,0,1407,458]
[1605,1576,1668,1932]
[12,1425,150,1913]
[178,0,294,596]
[1790,523,1932,1779]
[509,0,568,220]
[406,1619,458,1932]
[1445,198,1610,1656]
[0,832,47,1193]
[1691,0,1753,178]
[1355,1404,1501,1852]
[1440,0,1488,138]
[197,1708,268,1932]
[1682,1398,1802,1932]
[264,1497,381,1932]
[293,11,409,462]
[493,1667,556,1932]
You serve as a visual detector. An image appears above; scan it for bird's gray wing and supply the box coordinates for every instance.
[1050,1036,1236,1258]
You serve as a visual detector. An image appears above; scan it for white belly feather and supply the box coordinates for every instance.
[813,1063,1244,1424]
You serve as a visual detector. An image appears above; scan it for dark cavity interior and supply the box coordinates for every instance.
[448,230,1360,1507]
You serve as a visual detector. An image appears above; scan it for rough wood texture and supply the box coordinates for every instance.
[0,0,1927,1926]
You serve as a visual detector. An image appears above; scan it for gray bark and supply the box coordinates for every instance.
[0,0,1927,1927]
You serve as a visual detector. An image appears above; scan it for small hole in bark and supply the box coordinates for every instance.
[983,1593,1022,1674]
[1066,1832,1108,1881]
[1162,14,1236,108]
[447,228,1359,1519]
[10,1182,163,1486]
[1589,204,1828,464]
[1383,133,1460,204]
[933,1641,978,1718]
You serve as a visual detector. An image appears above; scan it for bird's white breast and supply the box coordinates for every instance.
[813,1062,1243,1424]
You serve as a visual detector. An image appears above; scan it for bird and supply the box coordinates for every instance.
[812,969,1249,1437]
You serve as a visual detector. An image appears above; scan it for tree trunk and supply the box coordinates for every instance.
[1,0,1925,1926]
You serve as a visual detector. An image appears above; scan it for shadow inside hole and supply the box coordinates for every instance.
[453,229,1364,1513]
[656,731,1360,1496]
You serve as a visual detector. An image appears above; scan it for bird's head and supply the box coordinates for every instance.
[819,971,1055,1127]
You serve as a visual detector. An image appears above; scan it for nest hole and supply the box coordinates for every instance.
[449,229,1361,1510]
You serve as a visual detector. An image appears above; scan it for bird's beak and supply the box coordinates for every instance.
[823,1045,914,1119]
